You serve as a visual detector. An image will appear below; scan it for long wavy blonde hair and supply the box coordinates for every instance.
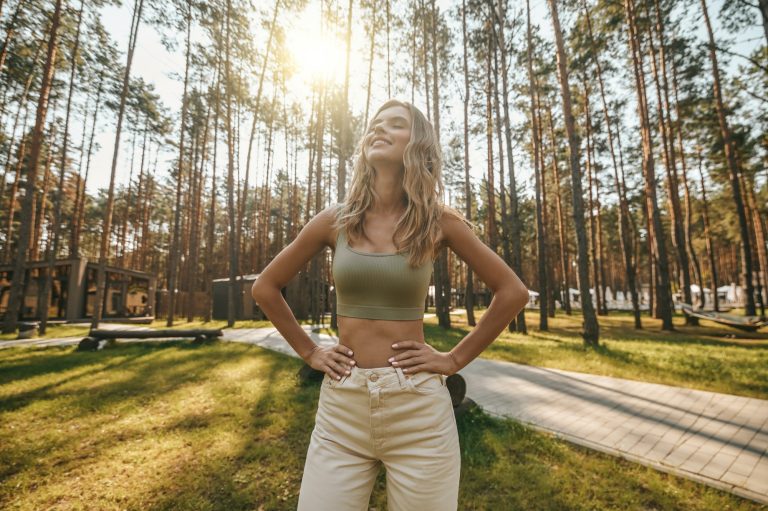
[332,99,473,269]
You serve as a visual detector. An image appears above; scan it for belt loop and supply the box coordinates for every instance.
[394,366,407,389]
[341,364,354,386]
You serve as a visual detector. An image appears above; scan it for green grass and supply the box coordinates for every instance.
[0,318,282,342]
[276,309,768,400]
[0,342,762,510]
[4,308,767,400]
[145,318,275,330]
[422,310,768,400]
[0,324,92,341]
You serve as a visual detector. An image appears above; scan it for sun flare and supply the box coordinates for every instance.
[285,6,347,88]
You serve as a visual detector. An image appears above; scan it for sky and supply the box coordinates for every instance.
[86,0,763,204]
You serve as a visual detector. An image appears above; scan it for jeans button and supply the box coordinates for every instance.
[369,374,378,382]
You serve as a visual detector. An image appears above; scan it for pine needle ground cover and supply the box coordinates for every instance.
[0,342,763,510]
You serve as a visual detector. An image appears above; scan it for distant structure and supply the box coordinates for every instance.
[0,257,155,323]
[209,273,332,321]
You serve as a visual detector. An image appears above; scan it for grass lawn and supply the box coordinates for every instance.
[0,341,763,510]
[4,308,766,400]
[0,318,287,342]
[313,309,768,399]
[416,310,768,400]
[0,324,92,342]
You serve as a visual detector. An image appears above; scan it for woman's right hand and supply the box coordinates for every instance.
[306,344,356,380]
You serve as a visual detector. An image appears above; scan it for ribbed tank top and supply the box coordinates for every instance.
[332,229,433,320]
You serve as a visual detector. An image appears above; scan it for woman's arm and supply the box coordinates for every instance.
[251,205,355,380]
[439,212,529,371]
[389,210,528,376]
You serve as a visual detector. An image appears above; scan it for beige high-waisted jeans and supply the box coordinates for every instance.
[297,364,461,511]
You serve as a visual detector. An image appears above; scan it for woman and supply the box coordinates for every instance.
[251,99,528,510]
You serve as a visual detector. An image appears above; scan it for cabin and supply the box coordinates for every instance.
[0,257,155,323]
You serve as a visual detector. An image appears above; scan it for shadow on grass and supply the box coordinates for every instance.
[139,354,315,510]
[1,342,763,510]
[0,342,259,483]
[0,341,236,415]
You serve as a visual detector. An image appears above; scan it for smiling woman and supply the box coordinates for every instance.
[284,6,347,87]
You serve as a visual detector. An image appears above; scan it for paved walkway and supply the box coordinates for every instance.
[3,325,767,505]
[224,327,768,506]
[464,358,768,506]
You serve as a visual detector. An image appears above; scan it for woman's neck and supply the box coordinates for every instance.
[371,170,407,216]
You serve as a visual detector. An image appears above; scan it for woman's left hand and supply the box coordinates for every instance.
[388,340,460,376]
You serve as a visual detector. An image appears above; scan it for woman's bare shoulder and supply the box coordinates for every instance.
[324,202,345,249]
[437,205,472,249]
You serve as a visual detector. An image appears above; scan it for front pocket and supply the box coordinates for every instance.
[324,373,347,388]
[408,372,445,394]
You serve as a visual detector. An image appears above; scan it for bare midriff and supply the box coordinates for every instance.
[337,315,426,368]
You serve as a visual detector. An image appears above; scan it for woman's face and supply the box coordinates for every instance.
[364,105,412,170]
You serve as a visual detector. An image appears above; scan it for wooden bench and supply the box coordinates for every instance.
[77,328,223,351]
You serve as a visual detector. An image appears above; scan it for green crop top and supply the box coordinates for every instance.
[332,229,433,320]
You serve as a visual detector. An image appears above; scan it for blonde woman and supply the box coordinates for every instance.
[251,99,528,510]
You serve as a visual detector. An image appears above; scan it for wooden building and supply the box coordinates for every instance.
[0,257,156,322]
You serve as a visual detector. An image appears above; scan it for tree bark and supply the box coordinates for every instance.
[625,0,674,329]
[2,0,63,333]
[492,0,526,333]
[547,0,599,345]
[461,0,476,327]
[527,0,547,330]
[700,0,756,316]
[92,0,145,328]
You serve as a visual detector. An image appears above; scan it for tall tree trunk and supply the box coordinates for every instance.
[363,0,376,128]
[2,0,62,333]
[582,79,604,316]
[700,0,756,316]
[697,150,719,311]
[429,0,450,328]
[241,0,279,273]
[745,174,768,316]
[580,0,639,326]
[646,0,694,322]
[546,102,572,315]
[39,0,85,334]
[3,114,29,265]
[92,0,145,328]
[547,0,599,345]
[493,0,526,333]
[484,27,496,255]
[669,53,705,310]
[167,0,192,326]
[625,0,673,329]
[204,45,223,324]
[490,15,509,276]
[338,0,353,202]
[461,0,476,327]
[225,0,240,327]
[72,68,103,257]
[527,0,547,330]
